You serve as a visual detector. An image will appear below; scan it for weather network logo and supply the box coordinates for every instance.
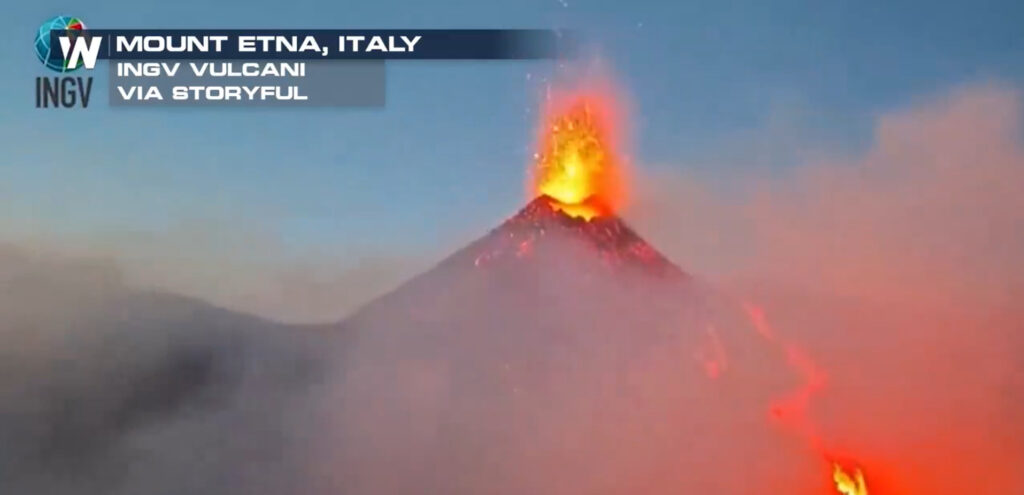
[34,15,97,108]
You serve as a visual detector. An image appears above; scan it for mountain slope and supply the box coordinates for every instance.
[465,194,685,277]
[324,197,737,495]
[0,247,325,495]
[346,194,692,327]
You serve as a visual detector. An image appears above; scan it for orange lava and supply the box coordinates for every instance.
[832,462,869,495]
[741,301,878,495]
[529,90,627,220]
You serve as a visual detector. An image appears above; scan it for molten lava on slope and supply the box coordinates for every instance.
[469,194,684,278]
[331,86,893,495]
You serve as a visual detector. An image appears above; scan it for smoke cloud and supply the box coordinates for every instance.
[2,223,424,323]
[628,83,1024,493]
[0,245,329,494]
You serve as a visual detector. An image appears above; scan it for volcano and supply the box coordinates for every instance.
[320,193,783,495]
[343,193,698,342]
[315,92,797,495]
[315,91,785,495]
[466,194,683,277]
[369,193,683,293]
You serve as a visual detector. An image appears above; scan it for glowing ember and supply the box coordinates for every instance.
[832,462,869,495]
[530,92,626,220]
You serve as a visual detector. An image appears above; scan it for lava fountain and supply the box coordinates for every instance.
[529,89,628,220]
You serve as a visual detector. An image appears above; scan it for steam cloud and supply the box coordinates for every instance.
[1,82,1021,494]
[629,83,1024,493]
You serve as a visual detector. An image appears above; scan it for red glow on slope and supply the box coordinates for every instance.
[740,301,883,495]
[694,324,729,379]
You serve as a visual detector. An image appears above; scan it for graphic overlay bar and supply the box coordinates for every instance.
[108,60,385,107]
[50,29,573,61]
[48,29,571,107]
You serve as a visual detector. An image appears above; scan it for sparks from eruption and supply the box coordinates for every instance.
[529,89,627,220]
[739,301,875,495]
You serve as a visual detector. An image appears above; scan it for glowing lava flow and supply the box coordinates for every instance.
[742,302,827,443]
[740,302,875,495]
[530,91,626,220]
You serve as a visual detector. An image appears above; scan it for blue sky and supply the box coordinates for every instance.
[3,0,1023,256]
